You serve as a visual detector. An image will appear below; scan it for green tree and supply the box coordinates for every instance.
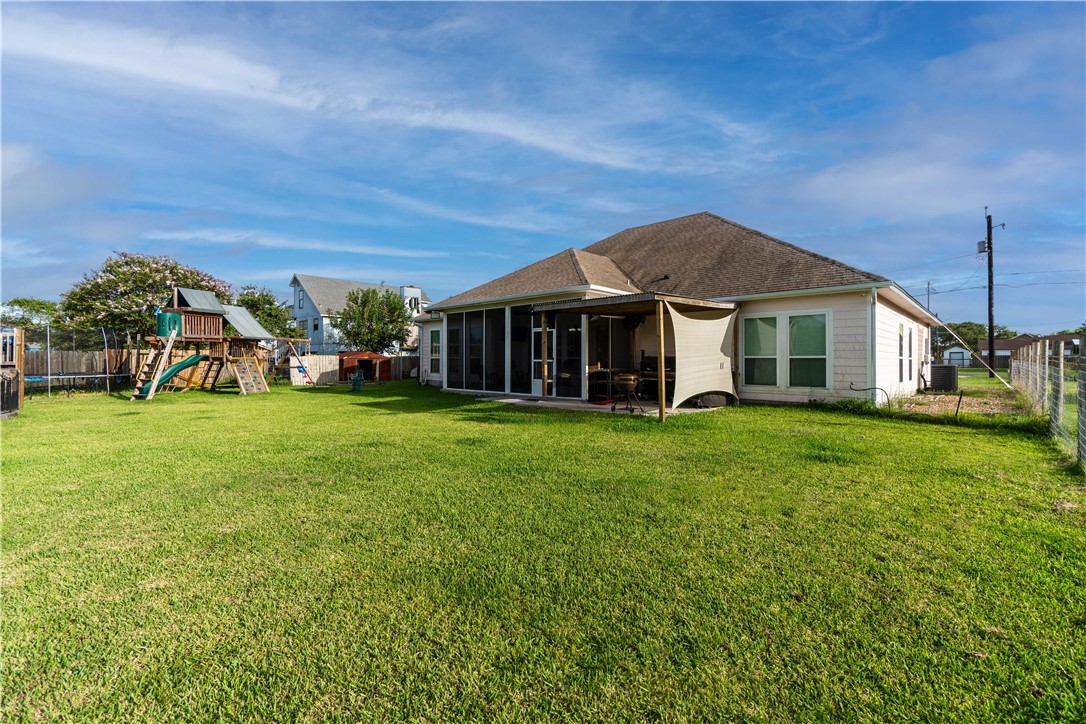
[1,297,60,327]
[233,286,300,338]
[1055,322,1086,335]
[60,253,231,336]
[330,288,412,354]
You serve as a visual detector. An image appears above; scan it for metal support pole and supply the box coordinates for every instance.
[657,300,666,423]
[46,323,52,398]
[540,311,549,399]
[1050,342,1063,438]
[101,327,110,394]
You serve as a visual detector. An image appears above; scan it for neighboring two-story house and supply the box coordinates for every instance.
[289,274,429,355]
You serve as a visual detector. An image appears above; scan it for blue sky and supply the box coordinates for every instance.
[2,2,1083,332]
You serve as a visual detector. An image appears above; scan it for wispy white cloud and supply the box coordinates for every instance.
[358,185,565,234]
[143,229,438,258]
[2,7,774,175]
[1,143,118,221]
[3,10,317,110]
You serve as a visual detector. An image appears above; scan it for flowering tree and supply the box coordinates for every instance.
[60,253,231,336]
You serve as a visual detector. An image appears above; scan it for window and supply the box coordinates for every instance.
[743,317,777,386]
[429,329,441,374]
[899,324,905,383]
[297,290,305,310]
[313,318,319,332]
[742,312,829,389]
[908,328,913,382]
[789,314,827,387]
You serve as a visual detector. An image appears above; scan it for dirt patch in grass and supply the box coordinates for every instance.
[901,389,1025,416]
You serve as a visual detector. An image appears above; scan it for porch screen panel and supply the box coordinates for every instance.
[446,313,464,388]
[510,306,532,393]
[667,302,736,411]
[466,311,484,390]
[555,312,582,398]
[484,308,506,392]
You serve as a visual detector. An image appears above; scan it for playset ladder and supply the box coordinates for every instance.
[231,356,268,395]
[131,330,177,401]
[197,358,225,389]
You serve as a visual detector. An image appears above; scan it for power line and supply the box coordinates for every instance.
[906,269,1084,294]
[877,252,978,274]
[925,280,1084,295]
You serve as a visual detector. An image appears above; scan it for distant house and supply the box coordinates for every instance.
[416,212,939,408]
[289,274,429,355]
[941,333,1080,368]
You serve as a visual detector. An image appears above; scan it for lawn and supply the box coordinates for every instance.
[3,383,1084,721]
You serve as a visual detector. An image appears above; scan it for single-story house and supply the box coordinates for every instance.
[289,274,429,355]
[417,212,939,415]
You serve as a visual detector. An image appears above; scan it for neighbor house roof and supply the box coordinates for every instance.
[223,305,275,340]
[433,248,641,308]
[291,274,431,315]
[431,212,888,309]
[172,287,226,314]
[978,333,1079,351]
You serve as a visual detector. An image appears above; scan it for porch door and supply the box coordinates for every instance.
[532,326,555,396]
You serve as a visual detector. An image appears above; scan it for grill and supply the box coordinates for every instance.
[611,372,644,414]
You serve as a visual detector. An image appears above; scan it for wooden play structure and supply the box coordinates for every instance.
[132,287,310,401]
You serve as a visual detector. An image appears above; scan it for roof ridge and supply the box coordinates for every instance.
[566,248,589,286]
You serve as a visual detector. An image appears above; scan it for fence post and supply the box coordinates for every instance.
[1078,356,1086,467]
[1049,342,1062,437]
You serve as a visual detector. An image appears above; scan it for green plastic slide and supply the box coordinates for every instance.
[137,354,208,397]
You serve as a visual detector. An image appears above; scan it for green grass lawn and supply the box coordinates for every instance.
[3,383,1084,721]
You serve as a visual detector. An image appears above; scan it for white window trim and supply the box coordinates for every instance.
[739,308,834,391]
[429,329,441,375]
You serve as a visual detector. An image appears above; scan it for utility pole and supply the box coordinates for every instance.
[981,208,1004,378]
[926,281,934,311]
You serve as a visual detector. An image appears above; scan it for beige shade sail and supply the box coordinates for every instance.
[666,300,736,411]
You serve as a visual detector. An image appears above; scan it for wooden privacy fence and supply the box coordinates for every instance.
[23,350,132,377]
[1010,341,1084,466]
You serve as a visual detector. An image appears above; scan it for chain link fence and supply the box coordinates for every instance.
[1010,340,1083,466]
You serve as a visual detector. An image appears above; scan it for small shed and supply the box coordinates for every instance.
[338,351,392,383]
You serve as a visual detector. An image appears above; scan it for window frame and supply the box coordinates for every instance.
[741,315,778,387]
[429,329,441,375]
[740,309,832,391]
[297,289,305,310]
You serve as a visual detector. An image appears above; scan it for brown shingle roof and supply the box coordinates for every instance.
[583,212,886,298]
[433,212,887,308]
[433,248,640,308]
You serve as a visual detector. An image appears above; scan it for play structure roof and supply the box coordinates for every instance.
[223,305,275,340]
[174,288,227,314]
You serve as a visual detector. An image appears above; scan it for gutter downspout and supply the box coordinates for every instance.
[867,287,878,405]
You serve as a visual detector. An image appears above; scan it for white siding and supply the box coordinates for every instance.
[738,291,870,404]
[874,296,926,400]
